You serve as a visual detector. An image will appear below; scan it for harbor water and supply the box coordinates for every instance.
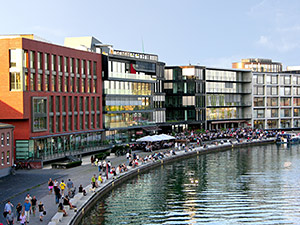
[81,144,300,224]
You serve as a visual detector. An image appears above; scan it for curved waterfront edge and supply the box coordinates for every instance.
[58,138,275,225]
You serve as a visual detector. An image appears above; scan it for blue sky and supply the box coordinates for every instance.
[1,0,300,68]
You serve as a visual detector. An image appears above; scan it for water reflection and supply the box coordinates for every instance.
[81,144,300,224]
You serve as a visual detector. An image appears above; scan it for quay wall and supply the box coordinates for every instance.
[69,139,275,225]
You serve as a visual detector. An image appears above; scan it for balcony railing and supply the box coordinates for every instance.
[109,72,156,81]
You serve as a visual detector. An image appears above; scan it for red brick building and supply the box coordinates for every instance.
[0,123,14,177]
[0,35,103,162]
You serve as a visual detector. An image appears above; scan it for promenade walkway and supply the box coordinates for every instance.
[0,137,275,224]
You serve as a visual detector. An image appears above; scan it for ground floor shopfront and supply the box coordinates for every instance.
[15,130,105,161]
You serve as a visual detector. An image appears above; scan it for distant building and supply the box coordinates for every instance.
[0,35,104,163]
[233,58,282,72]
[252,72,300,129]
[0,123,14,178]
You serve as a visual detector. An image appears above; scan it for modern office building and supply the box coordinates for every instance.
[65,37,166,143]
[0,35,104,162]
[163,65,205,132]
[205,68,252,130]
[232,58,282,73]
[0,123,14,178]
[252,72,300,129]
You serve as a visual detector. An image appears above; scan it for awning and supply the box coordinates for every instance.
[142,126,162,131]
[211,120,246,124]
[136,134,175,142]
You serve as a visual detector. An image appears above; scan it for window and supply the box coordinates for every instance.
[271,109,278,117]
[294,98,300,106]
[93,61,97,75]
[32,97,48,132]
[58,56,63,72]
[294,108,300,117]
[38,52,43,69]
[6,133,9,146]
[25,72,29,91]
[74,97,78,112]
[30,51,35,68]
[257,74,264,84]
[51,55,56,71]
[62,96,66,112]
[1,152,4,165]
[56,96,60,112]
[52,75,56,91]
[280,97,291,106]
[45,53,50,70]
[64,57,68,72]
[68,116,72,131]
[267,97,278,106]
[68,96,72,112]
[10,72,21,90]
[254,97,264,107]
[253,86,264,95]
[253,109,265,118]
[1,133,4,146]
[37,74,43,91]
[6,151,9,164]
[272,75,278,84]
[285,76,291,84]
[10,49,21,68]
[49,116,53,133]
[280,108,291,117]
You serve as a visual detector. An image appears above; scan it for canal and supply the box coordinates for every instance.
[81,144,300,224]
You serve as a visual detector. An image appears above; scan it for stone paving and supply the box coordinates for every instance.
[0,138,275,225]
[0,152,131,224]
[0,149,164,225]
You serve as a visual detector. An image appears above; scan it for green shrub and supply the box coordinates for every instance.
[65,161,82,168]
[95,151,110,160]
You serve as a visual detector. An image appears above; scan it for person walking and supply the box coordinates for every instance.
[54,185,61,204]
[16,203,22,221]
[3,200,13,219]
[91,174,97,189]
[31,196,37,216]
[97,160,102,172]
[38,201,45,222]
[48,178,54,194]
[5,210,14,225]
[24,199,31,223]
[59,180,66,195]
[66,179,74,196]
[19,211,26,225]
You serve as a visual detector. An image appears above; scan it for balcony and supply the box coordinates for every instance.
[109,72,156,82]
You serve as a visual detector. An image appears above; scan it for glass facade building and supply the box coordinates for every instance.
[163,66,206,132]
[101,49,165,143]
[205,68,252,130]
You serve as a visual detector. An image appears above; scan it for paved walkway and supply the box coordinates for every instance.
[0,152,131,224]
[0,149,163,225]
[0,138,274,224]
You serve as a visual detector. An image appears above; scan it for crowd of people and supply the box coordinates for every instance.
[2,128,278,224]
[3,194,45,224]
